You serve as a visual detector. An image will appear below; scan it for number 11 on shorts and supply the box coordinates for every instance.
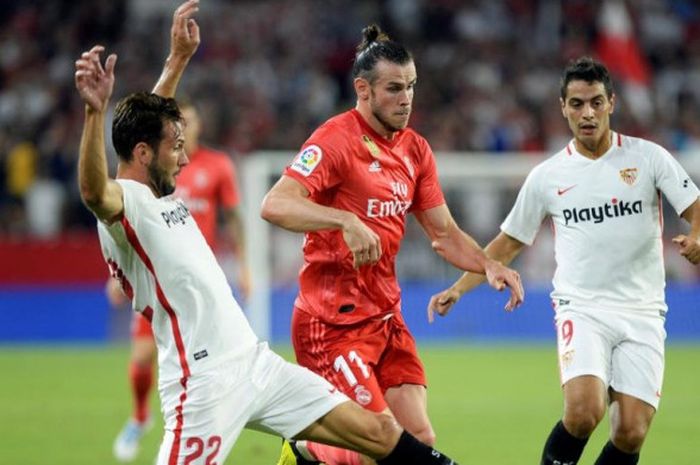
[333,351,370,387]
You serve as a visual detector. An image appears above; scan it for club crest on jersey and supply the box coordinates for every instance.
[362,135,381,158]
[619,168,638,185]
[561,349,575,369]
[402,156,415,178]
[354,384,373,406]
[291,145,322,177]
[369,160,381,172]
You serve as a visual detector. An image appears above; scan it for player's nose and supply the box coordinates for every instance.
[179,151,190,166]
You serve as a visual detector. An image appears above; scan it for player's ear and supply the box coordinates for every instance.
[133,142,154,166]
[354,77,370,101]
[609,93,616,115]
[560,97,566,118]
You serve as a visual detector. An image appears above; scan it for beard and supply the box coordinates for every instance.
[370,102,408,134]
[372,109,404,133]
[148,160,176,197]
[369,89,409,133]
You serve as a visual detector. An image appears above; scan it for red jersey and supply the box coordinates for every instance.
[175,146,240,248]
[284,109,445,325]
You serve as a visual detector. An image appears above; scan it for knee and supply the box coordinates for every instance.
[611,422,648,453]
[408,425,436,447]
[131,341,156,365]
[563,404,604,438]
[131,355,152,366]
[368,413,402,457]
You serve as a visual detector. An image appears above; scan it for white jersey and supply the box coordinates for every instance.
[502,132,699,314]
[98,180,258,385]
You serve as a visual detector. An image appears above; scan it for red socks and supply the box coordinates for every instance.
[306,442,362,465]
[129,361,153,424]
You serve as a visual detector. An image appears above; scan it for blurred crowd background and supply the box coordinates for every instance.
[2,0,700,248]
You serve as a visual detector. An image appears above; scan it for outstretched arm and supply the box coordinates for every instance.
[75,45,124,223]
[427,231,526,322]
[414,204,524,312]
[222,206,252,300]
[673,197,700,264]
[152,0,201,98]
[261,175,382,269]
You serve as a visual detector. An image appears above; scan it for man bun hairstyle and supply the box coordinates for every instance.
[352,24,412,84]
[560,56,614,100]
[112,92,182,162]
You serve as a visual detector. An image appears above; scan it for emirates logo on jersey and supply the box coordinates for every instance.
[366,198,412,218]
[366,181,412,218]
[619,168,638,185]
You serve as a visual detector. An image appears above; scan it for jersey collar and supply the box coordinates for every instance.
[565,131,622,160]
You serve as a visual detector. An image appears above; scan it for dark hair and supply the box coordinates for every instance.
[351,24,412,84]
[112,92,182,162]
[560,57,614,100]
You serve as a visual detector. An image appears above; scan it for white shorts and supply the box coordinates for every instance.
[155,342,349,465]
[554,307,666,409]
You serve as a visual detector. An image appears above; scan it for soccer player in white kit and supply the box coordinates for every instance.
[427,57,700,465]
[73,3,460,465]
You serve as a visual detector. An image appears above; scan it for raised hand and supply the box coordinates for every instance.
[483,259,524,311]
[170,0,201,60]
[74,45,117,112]
[342,214,382,269]
[672,234,700,264]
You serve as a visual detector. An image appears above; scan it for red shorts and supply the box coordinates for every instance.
[130,312,154,339]
[291,308,426,412]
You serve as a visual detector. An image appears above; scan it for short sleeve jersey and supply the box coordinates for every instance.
[283,109,445,324]
[97,180,258,386]
[174,146,240,248]
[501,132,700,313]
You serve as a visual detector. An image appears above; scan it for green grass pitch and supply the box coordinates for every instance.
[0,344,696,464]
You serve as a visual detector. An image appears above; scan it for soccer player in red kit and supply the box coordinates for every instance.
[262,25,524,465]
[111,5,249,461]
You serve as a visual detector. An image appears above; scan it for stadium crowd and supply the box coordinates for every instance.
[2,0,700,239]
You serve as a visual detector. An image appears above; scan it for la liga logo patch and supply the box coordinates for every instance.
[291,145,322,176]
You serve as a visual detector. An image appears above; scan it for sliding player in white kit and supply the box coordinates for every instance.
[428,57,700,465]
[74,2,460,465]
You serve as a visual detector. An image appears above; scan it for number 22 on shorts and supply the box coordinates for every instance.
[183,435,222,465]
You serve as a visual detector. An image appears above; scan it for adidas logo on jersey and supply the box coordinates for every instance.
[563,198,642,225]
[369,160,381,172]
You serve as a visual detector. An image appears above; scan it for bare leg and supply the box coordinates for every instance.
[294,401,457,465]
[541,375,606,465]
[592,390,655,465]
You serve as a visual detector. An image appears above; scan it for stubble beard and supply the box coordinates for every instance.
[148,160,176,197]
[372,110,403,134]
